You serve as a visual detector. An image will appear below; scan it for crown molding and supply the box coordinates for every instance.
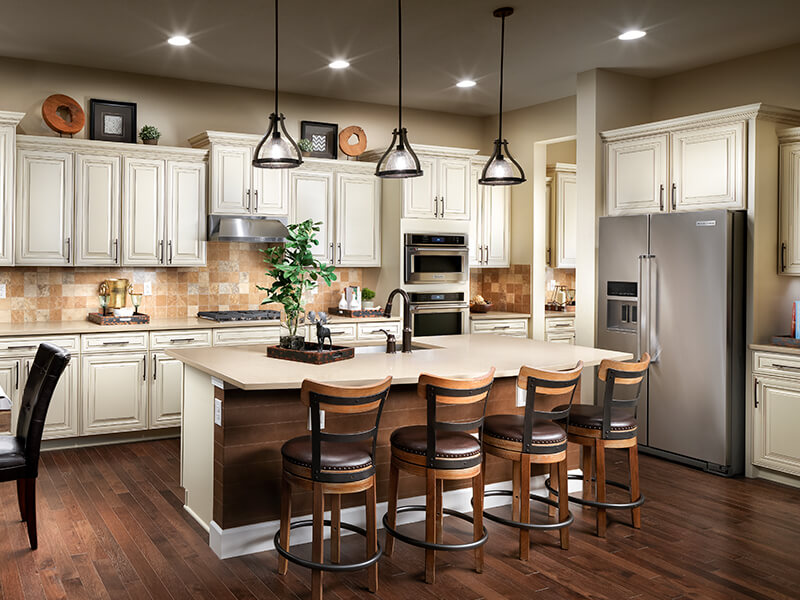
[0,111,25,127]
[16,134,208,161]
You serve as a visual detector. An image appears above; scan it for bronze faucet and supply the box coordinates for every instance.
[383,288,412,352]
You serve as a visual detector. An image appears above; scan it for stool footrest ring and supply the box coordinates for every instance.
[382,505,488,552]
[544,475,645,510]
[480,489,573,531]
[274,519,382,572]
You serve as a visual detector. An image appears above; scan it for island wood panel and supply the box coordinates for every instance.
[212,377,580,529]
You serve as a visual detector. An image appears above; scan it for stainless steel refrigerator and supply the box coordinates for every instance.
[597,210,745,475]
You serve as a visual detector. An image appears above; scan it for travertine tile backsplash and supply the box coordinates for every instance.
[0,242,363,323]
[469,264,531,313]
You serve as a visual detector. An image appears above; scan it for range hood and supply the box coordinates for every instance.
[207,215,289,243]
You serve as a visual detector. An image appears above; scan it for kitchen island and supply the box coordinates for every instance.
[168,334,630,558]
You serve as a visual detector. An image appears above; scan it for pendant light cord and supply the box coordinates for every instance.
[397,0,403,132]
[274,0,279,116]
[498,12,505,142]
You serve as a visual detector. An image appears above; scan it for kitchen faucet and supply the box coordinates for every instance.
[383,288,413,352]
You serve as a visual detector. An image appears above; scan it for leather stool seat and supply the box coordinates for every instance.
[483,414,567,453]
[0,437,26,478]
[554,404,637,435]
[282,436,372,472]
[391,425,481,461]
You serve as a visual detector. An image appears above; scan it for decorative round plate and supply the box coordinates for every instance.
[42,94,85,135]
[338,125,367,157]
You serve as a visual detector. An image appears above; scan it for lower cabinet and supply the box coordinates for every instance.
[752,373,800,476]
[470,318,529,338]
[545,316,576,344]
[150,352,183,429]
[23,357,79,439]
[81,352,147,435]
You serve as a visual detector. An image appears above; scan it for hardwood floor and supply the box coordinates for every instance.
[0,439,798,599]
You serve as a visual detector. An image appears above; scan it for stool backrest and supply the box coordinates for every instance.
[597,353,651,440]
[417,368,496,469]
[517,361,583,453]
[301,376,392,482]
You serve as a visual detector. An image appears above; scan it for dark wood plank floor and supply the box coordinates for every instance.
[0,439,798,599]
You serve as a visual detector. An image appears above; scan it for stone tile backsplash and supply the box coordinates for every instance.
[469,264,531,313]
[0,242,364,323]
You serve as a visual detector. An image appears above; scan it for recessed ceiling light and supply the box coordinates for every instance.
[457,79,477,88]
[618,30,646,41]
[329,60,350,69]
[168,35,191,46]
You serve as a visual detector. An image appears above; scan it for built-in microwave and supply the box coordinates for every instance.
[404,233,469,284]
[409,292,469,337]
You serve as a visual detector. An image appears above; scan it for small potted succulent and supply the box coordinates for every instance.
[298,138,313,157]
[362,287,376,309]
[139,125,161,145]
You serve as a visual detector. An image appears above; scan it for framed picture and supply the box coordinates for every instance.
[300,121,338,159]
[89,99,137,143]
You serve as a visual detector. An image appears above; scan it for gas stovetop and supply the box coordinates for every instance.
[197,310,281,322]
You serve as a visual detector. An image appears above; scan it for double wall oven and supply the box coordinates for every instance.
[408,292,469,337]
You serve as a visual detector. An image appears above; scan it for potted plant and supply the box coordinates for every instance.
[362,287,376,309]
[258,219,337,349]
[298,138,313,157]
[139,125,161,145]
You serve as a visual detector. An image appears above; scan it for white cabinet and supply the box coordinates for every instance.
[470,318,528,338]
[605,134,668,216]
[291,170,334,263]
[545,316,576,344]
[81,352,147,435]
[402,155,437,218]
[150,352,183,429]
[166,160,206,266]
[0,358,20,419]
[20,357,79,440]
[403,155,470,220]
[778,131,800,275]
[122,157,164,265]
[15,147,73,265]
[335,172,380,267]
[212,325,280,346]
[305,322,357,344]
[470,162,510,267]
[437,158,470,220]
[0,112,22,266]
[548,164,577,268]
[253,167,288,216]
[753,372,800,477]
[75,153,121,266]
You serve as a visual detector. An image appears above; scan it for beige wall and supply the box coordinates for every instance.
[546,140,576,164]
[0,56,484,151]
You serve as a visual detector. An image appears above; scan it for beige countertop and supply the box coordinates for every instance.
[545,311,576,318]
[168,334,631,391]
[0,314,400,338]
[469,311,531,320]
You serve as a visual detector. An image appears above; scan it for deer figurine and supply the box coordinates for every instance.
[307,311,333,352]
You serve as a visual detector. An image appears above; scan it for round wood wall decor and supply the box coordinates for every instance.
[339,125,367,157]
[42,94,85,135]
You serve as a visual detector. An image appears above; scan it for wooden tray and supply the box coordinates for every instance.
[87,312,150,325]
[327,307,385,318]
[267,342,354,364]
[770,335,800,348]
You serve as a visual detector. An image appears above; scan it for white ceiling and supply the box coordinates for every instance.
[1,0,799,116]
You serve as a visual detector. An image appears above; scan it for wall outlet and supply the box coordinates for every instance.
[214,398,222,426]
[144,281,153,295]
[0,284,5,299]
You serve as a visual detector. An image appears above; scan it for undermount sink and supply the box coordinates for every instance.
[353,343,441,355]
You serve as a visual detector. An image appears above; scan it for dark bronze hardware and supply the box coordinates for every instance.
[383,288,413,352]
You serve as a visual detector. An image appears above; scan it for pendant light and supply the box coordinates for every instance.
[253,0,303,169]
[375,0,422,179]
[480,7,525,185]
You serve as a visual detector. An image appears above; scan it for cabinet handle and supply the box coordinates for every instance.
[434,196,439,218]
[328,330,348,335]
[25,362,29,380]
[441,195,445,217]
[169,337,195,343]
[246,189,251,211]
[493,325,511,330]
[484,245,489,264]
[143,354,147,381]
[551,323,572,328]
[159,240,165,264]
[771,363,800,372]
[153,354,157,381]
[337,243,342,264]
[329,242,334,265]
[65,237,71,263]
[14,362,18,390]
[102,340,130,346]
[659,184,664,211]
[754,377,759,408]
[671,183,677,211]
[168,240,173,265]
[781,242,787,272]
[254,190,259,212]
[546,247,551,266]
[8,345,36,351]
[113,238,119,263]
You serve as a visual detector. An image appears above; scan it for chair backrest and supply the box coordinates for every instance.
[301,376,392,483]
[417,368,496,469]
[16,343,71,469]
[597,353,651,439]
[517,361,583,453]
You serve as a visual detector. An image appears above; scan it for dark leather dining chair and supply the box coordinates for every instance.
[0,343,70,550]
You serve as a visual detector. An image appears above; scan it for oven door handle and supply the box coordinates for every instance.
[410,304,469,313]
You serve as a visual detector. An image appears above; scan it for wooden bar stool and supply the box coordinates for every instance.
[383,369,495,584]
[546,354,650,537]
[482,362,583,559]
[275,376,392,600]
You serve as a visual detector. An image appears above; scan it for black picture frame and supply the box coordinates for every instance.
[89,99,137,143]
[300,121,338,159]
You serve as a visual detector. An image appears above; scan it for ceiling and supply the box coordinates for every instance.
[1,0,799,116]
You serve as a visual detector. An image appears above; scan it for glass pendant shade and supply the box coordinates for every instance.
[479,139,525,185]
[376,127,422,178]
[253,112,302,168]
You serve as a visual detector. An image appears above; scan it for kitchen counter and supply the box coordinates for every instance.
[469,311,531,320]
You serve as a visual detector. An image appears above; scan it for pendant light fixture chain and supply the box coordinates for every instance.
[275,0,279,116]
[398,0,403,132]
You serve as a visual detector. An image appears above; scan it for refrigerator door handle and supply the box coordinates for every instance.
[638,254,659,363]
[637,255,646,360]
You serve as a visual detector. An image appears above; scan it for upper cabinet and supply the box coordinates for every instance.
[122,157,165,265]
[75,153,121,266]
[291,169,334,263]
[779,128,800,275]
[166,160,207,266]
[0,112,23,266]
[605,134,668,215]
[470,160,510,268]
[548,163,577,269]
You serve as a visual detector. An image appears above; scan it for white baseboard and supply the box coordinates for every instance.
[207,470,583,559]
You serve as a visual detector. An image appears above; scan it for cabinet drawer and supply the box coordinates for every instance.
[546,332,576,344]
[357,321,401,341]
[545,317,575,332]
[306,323,357,343]
[150,329,212,350]
[753,351,800,377]
[471,319,528,336]
[213,326,280,346]
[82,331,149,353]
[0,335,80,358]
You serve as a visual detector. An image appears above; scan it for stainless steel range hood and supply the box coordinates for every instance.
[207,215,289,243]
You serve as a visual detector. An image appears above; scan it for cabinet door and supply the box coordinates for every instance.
[553,171,577,268]
[150,352,183,429]
[166,160,206,266]
[402,155,436,218]
[469,163,483,266]
[253,167,288,216]
[75,153,121,266]
[605,134,668,215]
[291,170,334,263]
[336,172,380,267]
[671,121,745,211]
[21,357,79,440]
[122,157,165,266]
[483,186,510,267]
[780,142,800,274]
[753,376,800,476]
[0,126,13,266]
[0,358,20,435]
[15,148,73,265]
[81,352,147,435]
[437,158,470,220]
[210,144,251,215]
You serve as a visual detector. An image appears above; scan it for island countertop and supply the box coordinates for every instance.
[168,334,631,391]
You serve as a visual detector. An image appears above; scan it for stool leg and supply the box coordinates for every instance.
[330,493,341,564]
[425,469,436,584]
[511,460,521,523]
[472,467,484,573]
[25,478,37,550]
[519,454,531,561]
[365,482,378,593]
[595,440,607,538]
[312,483,324,600]
[16,478,26,522]
[558,460,569,550]
[581,444,593,504]
[548,463,558,518]
[435,478,444,544]
[629,443,641,529]
[278,475,292,575]
[385,461,399,557]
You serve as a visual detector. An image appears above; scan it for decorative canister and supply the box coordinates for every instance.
[103,279,129,309]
